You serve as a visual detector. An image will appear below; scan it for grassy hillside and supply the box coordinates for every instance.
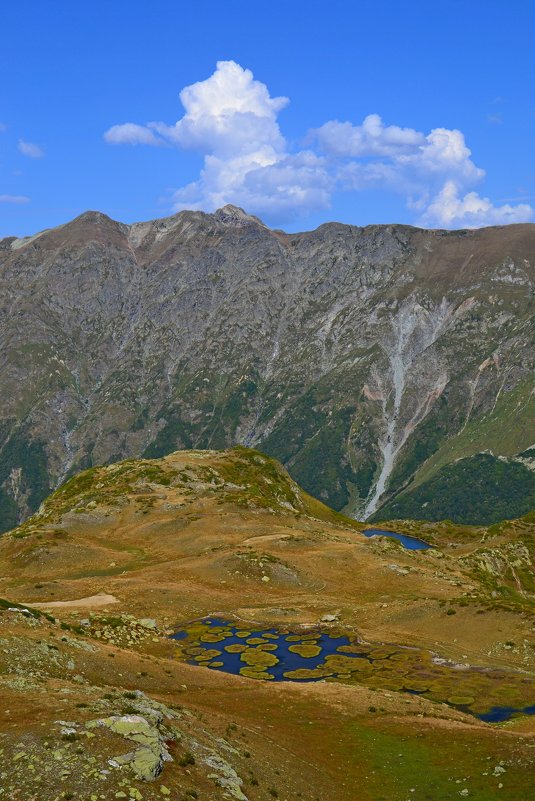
[0,447,534,800]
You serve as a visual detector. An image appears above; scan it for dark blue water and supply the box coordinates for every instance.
[172,618,535,723]
[477,704,535,723]
[363,528,433,550]
[171,617,363,681]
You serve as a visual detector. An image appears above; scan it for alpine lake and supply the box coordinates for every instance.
[172,617,535,724]
[362,528,433,550]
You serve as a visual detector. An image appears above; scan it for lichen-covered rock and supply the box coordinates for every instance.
[204,750,249,800]
[87,714,173,780]
[138,618,157,629]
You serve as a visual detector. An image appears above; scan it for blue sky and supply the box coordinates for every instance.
[1,0,534,236]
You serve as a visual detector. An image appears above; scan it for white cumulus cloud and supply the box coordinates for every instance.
[18,139,44,158]
[314,118,532,227]
[313,114,425,157]
[317,121,485,202]
[104,60,329,222]
[419,181,534,228]
[104,61,534,228]
[398,127,484,184]
[156,59,288,156]
[173,149,331,219]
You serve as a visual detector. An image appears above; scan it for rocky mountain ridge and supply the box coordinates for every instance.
[1,206,534,530]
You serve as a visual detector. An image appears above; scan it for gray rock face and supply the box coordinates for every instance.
[1,206,534,528]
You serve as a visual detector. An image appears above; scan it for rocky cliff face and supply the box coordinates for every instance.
[1,205,534,530]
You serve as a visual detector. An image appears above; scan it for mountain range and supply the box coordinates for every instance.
[1,205,534,532]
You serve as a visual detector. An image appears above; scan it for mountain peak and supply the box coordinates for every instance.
[213,204,265,227]
[71,210,119,226]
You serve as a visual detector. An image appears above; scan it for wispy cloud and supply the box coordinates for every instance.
[104,60,534,228]
[18,139,44,158]
[104,123,162,146]
[0,194,30,203]
[498,194,535,203]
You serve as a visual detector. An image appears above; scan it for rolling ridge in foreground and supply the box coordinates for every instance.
[0,446,534,800]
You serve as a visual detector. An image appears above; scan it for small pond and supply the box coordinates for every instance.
[363,528,433,550]
[172,617,535,723]
[478,703,535,723]
[173,617,358,681]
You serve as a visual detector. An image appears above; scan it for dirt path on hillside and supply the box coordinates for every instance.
[24,593,120,609]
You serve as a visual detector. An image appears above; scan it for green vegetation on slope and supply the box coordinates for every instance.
[373,453,535,526]
[260,384,364,511]
[7,446,363,541]
[409,378,535,490]
[346,720,530,801]
[0,425,51,534]
[9,458,177,538]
